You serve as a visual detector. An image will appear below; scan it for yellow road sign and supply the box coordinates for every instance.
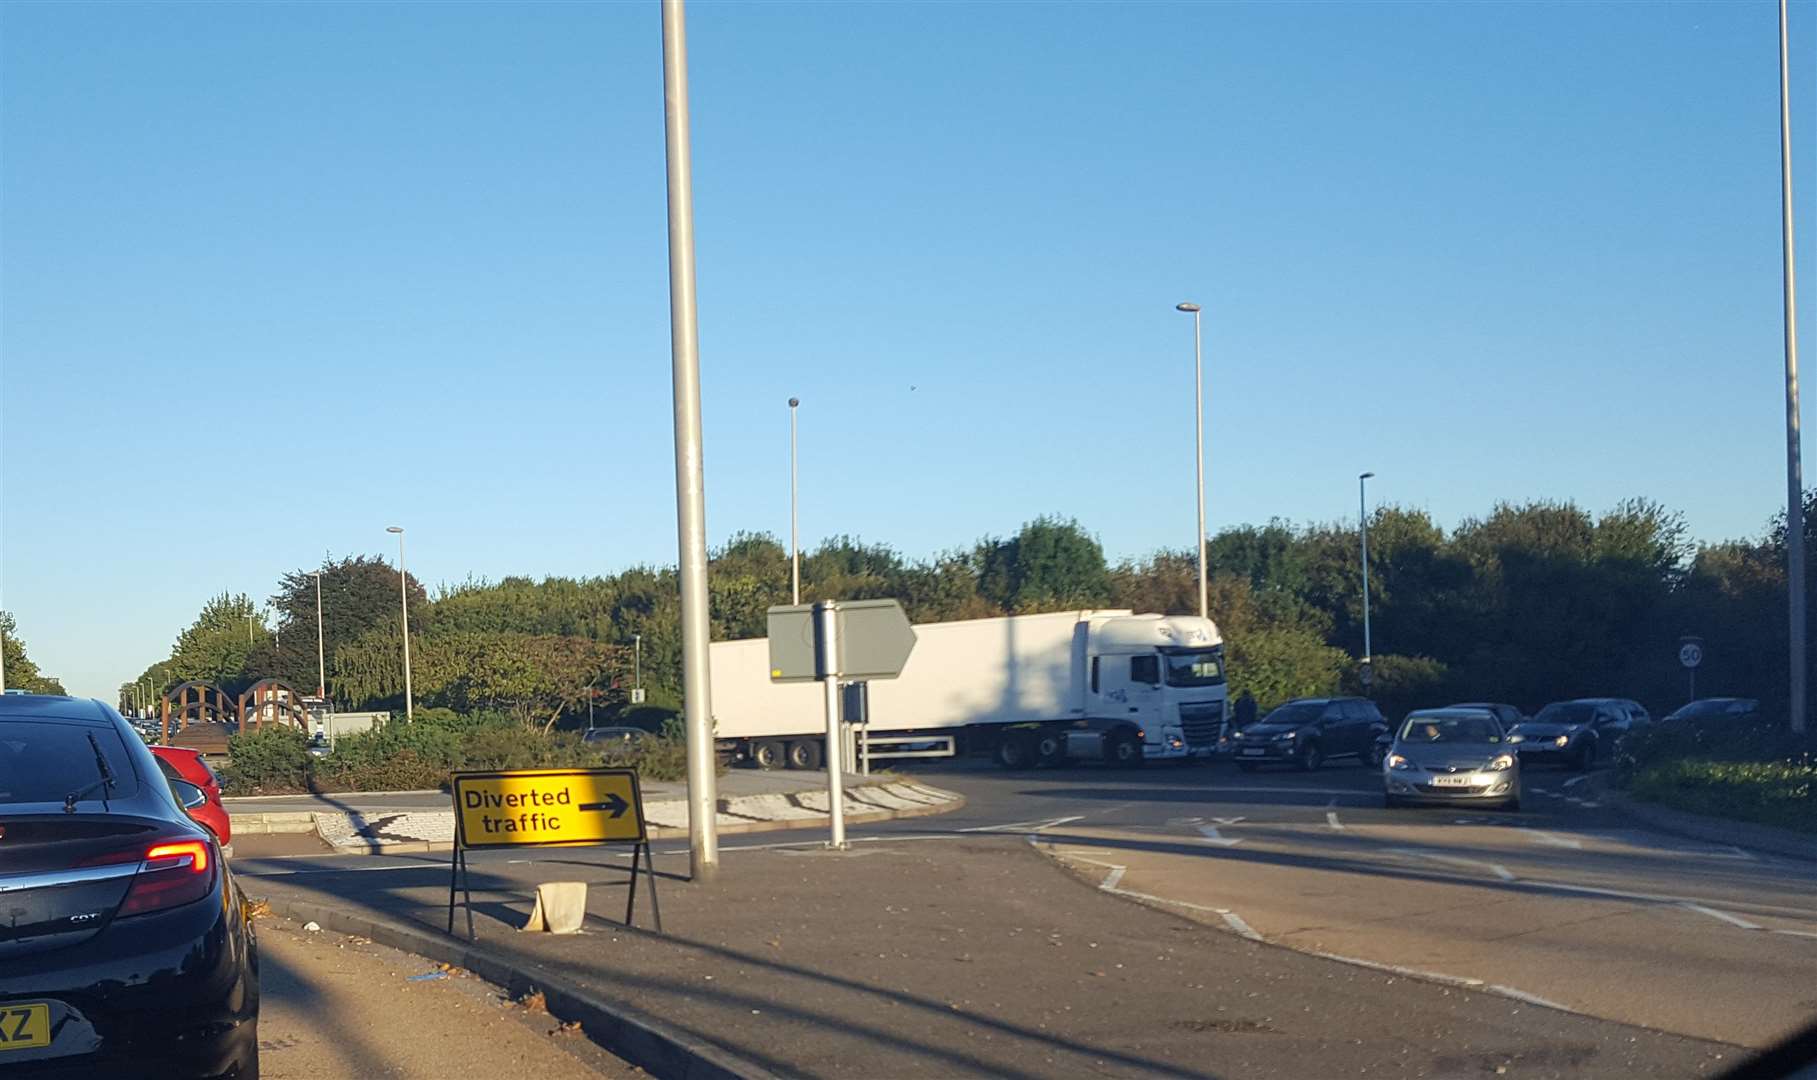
[451,768,646,849]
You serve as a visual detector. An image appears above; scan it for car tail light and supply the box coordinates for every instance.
[118,840,215,916]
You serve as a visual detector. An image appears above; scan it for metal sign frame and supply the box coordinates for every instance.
[445,767,661,939]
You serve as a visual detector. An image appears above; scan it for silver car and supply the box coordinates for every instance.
[1383,708,1521,811]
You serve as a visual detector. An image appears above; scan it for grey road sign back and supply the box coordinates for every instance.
[833,599,918,680]
[767,600,918,682]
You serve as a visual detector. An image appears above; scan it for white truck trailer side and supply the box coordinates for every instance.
[707,609,1228,769]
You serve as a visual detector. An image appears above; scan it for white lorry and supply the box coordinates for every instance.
[707,609,1228,769]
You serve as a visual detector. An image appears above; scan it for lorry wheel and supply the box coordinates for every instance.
[1108,734,1144,768]
[995,736,1034,770]
[786,739,823,770]
[1035,734,1065,767]
[752,739,785,771]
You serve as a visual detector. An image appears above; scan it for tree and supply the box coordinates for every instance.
[977,516,1112,612]
[168,594,268,694]
[1,612,66,695]
[333,629,625,731]
[258,556,427,699]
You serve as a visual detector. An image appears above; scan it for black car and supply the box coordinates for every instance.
[1661,697,1760,725]
[1506,698,1631,769]
[1228,697,1386,771]
[0,695,259,1077]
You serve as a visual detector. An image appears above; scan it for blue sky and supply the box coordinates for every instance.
[2,1,1811,698]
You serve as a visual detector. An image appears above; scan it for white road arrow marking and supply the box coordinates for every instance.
[1197,825,1244,847]
[1680,903,1761,930]
[1210,816,1246,826]
[1519,828,1583,850]
[1388,847,1514,880]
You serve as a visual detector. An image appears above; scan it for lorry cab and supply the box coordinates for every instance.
[1086,614,1227,760]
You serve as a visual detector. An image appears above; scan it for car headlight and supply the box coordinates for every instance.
[1386,753,1413,770]
[1276,730,1297,741]
[1553,735,1570,747]
[1506,733,1525,744]
[1487,754,1516,771]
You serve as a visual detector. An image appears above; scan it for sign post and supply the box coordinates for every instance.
[447,767,660,939]
[768,599,918,850]
[1679,637,1704,703]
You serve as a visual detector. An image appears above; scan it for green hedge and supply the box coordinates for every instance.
[1627,757,1816,835]
[220,709,698,795]
[1617,713,1815,834]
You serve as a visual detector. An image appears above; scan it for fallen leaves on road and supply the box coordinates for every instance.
[244,899,271,920]
[517,990,548,1014]
[552,1021,582,1037]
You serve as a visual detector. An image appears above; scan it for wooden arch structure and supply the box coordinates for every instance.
[160,681,235,743]
[238,678,310,732]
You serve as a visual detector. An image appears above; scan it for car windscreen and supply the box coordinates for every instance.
[1162,648,1225,687]
[1398,715,1503,744]
[0,719,141,806]
[1533,702,1596,725]
[1259,703,1323,727]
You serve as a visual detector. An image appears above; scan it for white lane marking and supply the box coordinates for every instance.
[1196,825,1244,847]
[1680,903,1762,930]
[1201,787,1375,797]
[959,815,1082,833]
[1518,828,1583,850]
[1773,929,1817,940]
[1575,801,1601,809]
[1220,911,1262,940]
[1535,790,1565,799]
[1386,847,1514,881]
[1210,815,1247,826]
[1562,775,1592,788]
[1326,812,1345,831]
[1100,866,1127,891]
[1486,985,1574,1011]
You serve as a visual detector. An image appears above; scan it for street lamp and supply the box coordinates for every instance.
[386,527,414,722]
[789,397,801,606]
[314,570,328,701]
[1777,0,1806,735]
[1176,302,1208,620]
[1359,472,1376,686]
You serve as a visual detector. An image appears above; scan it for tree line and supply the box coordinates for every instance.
[2,612,67,695]
[121,495,1817,727]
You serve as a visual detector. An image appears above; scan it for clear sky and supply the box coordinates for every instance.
[2,1,1812,699]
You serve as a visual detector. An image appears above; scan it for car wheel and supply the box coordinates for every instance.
[1108,733,1144,768]
[785,739,823,771]
[1365,743,1386,769]
[1298,743,1323,772]
[1384,794,1402,809]
[1502,795,1522,812]
[995,736,1035,770]
[1573,741,1595,771]
[751,739,785,771]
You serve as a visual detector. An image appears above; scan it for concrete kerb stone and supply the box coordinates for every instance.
[301,782,966,854]
[260,896,778,1080]
[228,812,318,835]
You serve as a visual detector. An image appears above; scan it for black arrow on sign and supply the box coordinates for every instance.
[578,792,630,819]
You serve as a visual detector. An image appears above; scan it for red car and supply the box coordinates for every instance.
[149,744,232,850]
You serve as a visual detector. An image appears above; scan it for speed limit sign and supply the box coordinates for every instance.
[1679,641,1704,669]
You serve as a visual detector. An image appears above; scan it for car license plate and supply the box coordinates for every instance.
[0,1004,51,1052]
[1241,748,1265,757]
[1430,774,1474,787]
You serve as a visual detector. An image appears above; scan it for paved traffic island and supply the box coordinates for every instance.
[248,833,1732,1079]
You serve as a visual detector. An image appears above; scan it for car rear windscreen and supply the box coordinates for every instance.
[0,720,141,806]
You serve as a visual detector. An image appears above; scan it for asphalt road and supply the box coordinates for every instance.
[233,756,1816,1070]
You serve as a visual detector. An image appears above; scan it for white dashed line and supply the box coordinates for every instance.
[1326,811,1344,831]
[1387,847,1515,881]
[1680,903,1762,930]
[1196,825,1244,847]
[1219,910,1263,940]
[1518,828,1583,850]
[1099,866,1127,892]
[1772,929,1817,940]
[1562,774,1592,788]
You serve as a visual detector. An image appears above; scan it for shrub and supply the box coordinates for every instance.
[221,728,311,794]
[1626,755,1816,834]
[313,749,450,793]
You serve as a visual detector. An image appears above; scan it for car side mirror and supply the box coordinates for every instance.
[169,778,208,811]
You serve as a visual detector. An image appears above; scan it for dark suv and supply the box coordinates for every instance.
[0,695,259,1077]
[1228,697,1387,771]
